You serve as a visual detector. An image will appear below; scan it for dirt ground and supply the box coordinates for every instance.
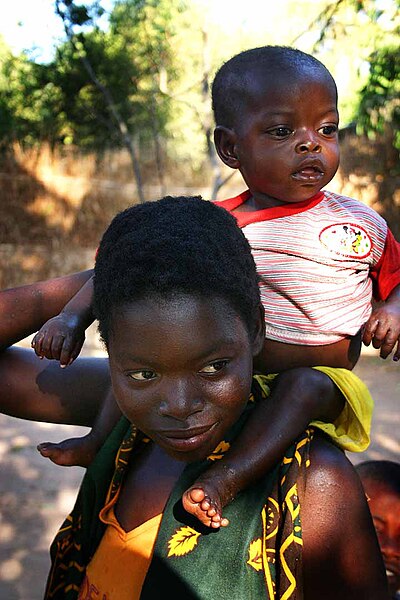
[0,333,399,599]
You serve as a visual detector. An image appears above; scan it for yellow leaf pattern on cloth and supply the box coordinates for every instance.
[247,538,263,571]
[265,498,279,542]
[207,440,230,461]
[167,526,201,557]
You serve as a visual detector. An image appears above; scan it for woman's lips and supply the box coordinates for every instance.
[155,423,217,453]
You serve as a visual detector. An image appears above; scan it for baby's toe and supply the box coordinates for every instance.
[200,497,211,511]
[188,488,206,504]
[206,505,217,517]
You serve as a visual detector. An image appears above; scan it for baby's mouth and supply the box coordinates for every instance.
[292,167,324,182]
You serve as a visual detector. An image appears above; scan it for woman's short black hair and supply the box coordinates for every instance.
[93,195,261,346]
[212,45,337,129]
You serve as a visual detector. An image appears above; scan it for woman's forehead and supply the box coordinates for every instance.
[110,294,249,340]
[107,295,252,369]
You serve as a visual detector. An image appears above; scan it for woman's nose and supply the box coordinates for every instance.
[158,378,204,421]
[295,137,322,154]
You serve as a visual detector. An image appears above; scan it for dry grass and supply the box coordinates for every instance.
[0,137,398,289]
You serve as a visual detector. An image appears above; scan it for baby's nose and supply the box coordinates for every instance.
[295,138,322,153]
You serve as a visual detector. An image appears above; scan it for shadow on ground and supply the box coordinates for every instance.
[0,417,87,600]
[351,352,400,465]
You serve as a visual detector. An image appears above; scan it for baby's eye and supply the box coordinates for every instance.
[128,370,157,381]
[199,360,229,374]
[318,124,338,136]
[267,126,293,138]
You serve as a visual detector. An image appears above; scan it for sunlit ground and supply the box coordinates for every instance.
[0,325,398,599]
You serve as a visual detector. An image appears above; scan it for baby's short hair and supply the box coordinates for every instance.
[356,460,400,495]
[94,195,261,345]
[212,45,336,129]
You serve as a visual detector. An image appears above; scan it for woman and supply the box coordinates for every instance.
[0,196,388,598]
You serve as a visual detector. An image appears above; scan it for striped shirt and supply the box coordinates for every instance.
[215,190,400,345]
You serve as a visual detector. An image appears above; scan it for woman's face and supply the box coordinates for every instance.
[108,294,262,462]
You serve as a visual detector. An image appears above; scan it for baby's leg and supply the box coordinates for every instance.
[182,368,344,528]
[38,387,121,468]
[182,479,231,528]
[37,431,99,467]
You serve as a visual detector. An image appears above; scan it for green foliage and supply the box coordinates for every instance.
[0,51,64,146]
[0,0,185,151]
[56,0,105,27]
[0,0,398,177]
[52,0,185,150]
[304,0,399,127]
[357,45,400,151]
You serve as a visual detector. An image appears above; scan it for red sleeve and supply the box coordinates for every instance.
[370,228,400,301]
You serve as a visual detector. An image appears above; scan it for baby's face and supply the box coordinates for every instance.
[232,70,340,208]
[107,294,257,463]
[362,478,400,597]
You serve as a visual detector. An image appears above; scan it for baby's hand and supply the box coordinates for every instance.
[363,303,400,361]
[31,313,85,367]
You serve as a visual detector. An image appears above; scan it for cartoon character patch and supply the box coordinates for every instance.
[319,223,372,258]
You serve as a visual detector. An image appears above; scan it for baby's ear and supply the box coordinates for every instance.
[214,126,240,169]
[251,303,266,357]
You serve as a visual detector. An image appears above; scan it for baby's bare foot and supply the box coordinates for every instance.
[182,486,229,529]
[37,434,98,468]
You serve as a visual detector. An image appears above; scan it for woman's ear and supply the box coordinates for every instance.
[251,303,266,357]
[214,126,240,169]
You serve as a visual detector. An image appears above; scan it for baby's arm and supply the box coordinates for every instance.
[363,284,400,361]
[0,270,93,350]
[32,275,95,367]
[183,367,344,528]
[0,273,109,426]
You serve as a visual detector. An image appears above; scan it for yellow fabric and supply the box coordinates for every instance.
[78,488,162,600]
[254,367,373,453]
[311,366,373,452]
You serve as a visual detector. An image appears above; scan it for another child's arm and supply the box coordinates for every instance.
[183,367,345,528]
[363,284,400,361]
[32,275,95,367]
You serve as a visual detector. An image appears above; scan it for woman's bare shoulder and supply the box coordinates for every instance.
[301,433,388,599]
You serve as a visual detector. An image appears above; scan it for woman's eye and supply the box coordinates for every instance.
[267,126,292,138]
[200,360,228,374]
[128,370,157,381]
[319,124,338,136]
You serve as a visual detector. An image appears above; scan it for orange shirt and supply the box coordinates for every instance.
[78,489,162,600]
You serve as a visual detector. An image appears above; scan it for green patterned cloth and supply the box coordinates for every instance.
[45,376,312,599]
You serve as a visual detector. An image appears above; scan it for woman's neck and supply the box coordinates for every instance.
[115,442,186,532]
